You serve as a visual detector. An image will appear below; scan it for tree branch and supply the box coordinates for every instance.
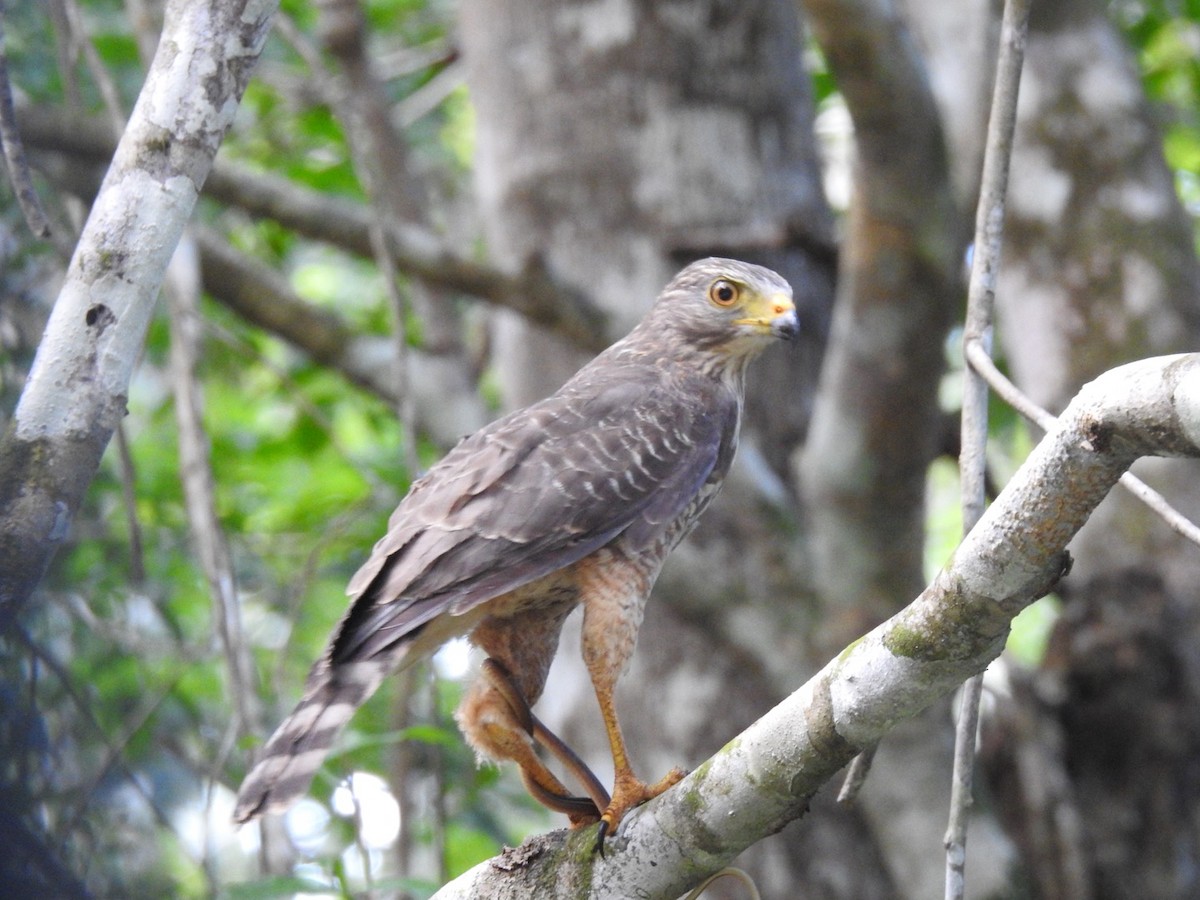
[433,354,1200,899]
[166,235,261,738]
[965,341,1200,549]
[192,226,488,446]
[0,0,276,624]
[15,104,611,352]
[0,9,51,238]
[948,0,1032,892]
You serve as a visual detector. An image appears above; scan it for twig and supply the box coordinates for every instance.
[966,341,1200,548]
[947,1,1032,898]
[61,672,180,839]
[112,423,146,584]
[58,0,126,134]
[835,743,875,805]
[395,60,463,127]
[165,235,261,738]
[15,628,181,842]
[683,867,762,900]
[0,3,52,238]
[122,0,160,66]
[46,0,83,109]
[317,0,436,476]
[374,38,457,81]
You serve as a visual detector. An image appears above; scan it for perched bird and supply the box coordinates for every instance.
[234,257,797,848]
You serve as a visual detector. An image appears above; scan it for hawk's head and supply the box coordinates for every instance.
[645,258,798,367]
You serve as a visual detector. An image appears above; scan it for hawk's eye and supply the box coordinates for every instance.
[708,279,740,307]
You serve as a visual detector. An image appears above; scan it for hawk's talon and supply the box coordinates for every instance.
[592,767,688,855]
[594,819,610,857]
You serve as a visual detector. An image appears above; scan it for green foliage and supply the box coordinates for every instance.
[1116,1,1200,215]
[1,0,512,893]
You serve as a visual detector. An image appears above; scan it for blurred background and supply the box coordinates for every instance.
[2,0,1200,897]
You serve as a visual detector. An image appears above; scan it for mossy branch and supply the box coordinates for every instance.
[433,354,1200,899]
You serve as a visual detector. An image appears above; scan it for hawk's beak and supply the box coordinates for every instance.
[736,292,799,340]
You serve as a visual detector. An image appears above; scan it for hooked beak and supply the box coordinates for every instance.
[736,292,799,341]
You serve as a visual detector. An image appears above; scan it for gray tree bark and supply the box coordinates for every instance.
[0,0,275,622]
[0,0,275,892]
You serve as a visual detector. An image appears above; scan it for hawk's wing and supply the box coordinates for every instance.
[329,363,738,664]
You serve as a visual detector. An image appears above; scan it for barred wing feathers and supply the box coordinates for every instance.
[332,366,738,661]
[234,362,737,822]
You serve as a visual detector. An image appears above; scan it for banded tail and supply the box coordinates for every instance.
[234,659,391,823]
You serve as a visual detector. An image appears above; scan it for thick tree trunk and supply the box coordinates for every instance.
[0,0,275,892]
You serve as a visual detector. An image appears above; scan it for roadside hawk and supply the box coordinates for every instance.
[234,257,798,848]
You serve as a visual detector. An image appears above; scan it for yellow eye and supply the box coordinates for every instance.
[708,279,740,307]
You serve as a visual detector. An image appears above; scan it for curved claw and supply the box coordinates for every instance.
[594,819,611,857]
[592,767,688,856]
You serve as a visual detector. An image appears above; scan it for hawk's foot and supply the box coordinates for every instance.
[595,766,687,856]
[481,658,611,816]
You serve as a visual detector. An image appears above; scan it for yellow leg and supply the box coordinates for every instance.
[592,681,686,855]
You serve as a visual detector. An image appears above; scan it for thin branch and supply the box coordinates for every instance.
[966,341,1200,548]
[188,303,393,494]
[112,423,146,584]
[395,60,463,127]
[191,226,395,397]
[948,0,1032,895]
[58,0,127,134]
[122,0,160,66]
[165,235,261,738]
[15,104,611,351]
[192,226,488,446]
[0,4,51,238]
[59,672,180,840]
[15,629,181,841]
[46,0,83,109]
[374,38,457,81]
[57,591,205,663]
[315,0,424,472]
[433,355,1200,899]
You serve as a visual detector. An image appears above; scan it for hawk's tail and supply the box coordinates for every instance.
[233,660,391,823]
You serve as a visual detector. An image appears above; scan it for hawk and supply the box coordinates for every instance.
[234,258,797,848]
